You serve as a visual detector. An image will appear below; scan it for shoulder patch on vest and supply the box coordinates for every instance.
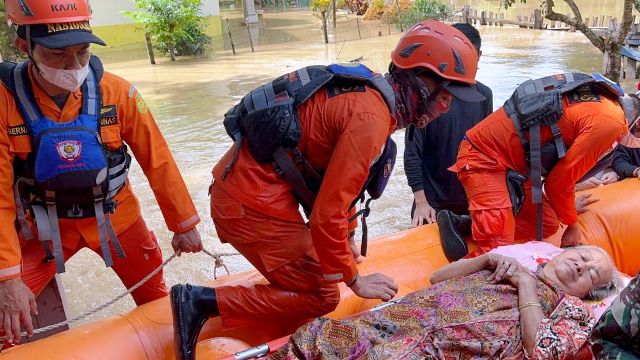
[8,124,28,136]
[327,84,366,98]
[135,92,149,115]
[100,105,118,127]
[567,86,601,104]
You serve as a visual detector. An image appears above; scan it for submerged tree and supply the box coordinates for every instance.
[124,0,210,62]
[502,0,635,81]
[395,0,451,32]
[311,0,331,44]
[0,2,24,61]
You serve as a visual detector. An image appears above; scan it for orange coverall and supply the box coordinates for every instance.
[0,63,200,304]
[456,93,627,255]
[211,85,395,333]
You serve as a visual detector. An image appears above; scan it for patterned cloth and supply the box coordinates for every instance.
[592,275,640,359]
[270,269,594,360]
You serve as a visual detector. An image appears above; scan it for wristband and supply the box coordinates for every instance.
[346,274,358,287]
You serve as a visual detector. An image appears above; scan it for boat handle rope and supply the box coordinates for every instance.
[8,248,241,340]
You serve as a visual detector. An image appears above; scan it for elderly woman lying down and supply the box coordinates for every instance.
[269,245,620,359]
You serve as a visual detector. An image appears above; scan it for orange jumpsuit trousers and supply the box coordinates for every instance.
[456,140,560,256]
[210,183,340,335]
[21,216,168,305]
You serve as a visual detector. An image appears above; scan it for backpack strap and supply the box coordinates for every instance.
[45,190,66,273]
[80,65,100,117]
[528,123,543,241]
[0,61,16,89]
[12,62,43,125]
[272,147,317,216]
[89,55,105,83]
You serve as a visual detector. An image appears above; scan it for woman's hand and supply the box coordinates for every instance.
[599,169,618,184]
[485,253,535,287]
[575,176,603,192]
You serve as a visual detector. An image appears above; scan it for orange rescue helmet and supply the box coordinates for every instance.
[6,0,105,48]
[4,0,93,26]
[391,19,479,85]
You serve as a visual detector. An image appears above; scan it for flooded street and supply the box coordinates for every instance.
[61,10,625,324]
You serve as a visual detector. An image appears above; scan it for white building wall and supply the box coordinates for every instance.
[90,0,220,27]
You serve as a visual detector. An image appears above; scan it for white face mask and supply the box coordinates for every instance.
[36,61,89,92]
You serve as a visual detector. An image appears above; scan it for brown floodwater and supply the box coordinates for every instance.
[62,8,636,324]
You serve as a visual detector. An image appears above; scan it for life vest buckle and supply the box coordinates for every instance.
[67,204,84,218]
[42,253,55,263]
[44,190,56,205]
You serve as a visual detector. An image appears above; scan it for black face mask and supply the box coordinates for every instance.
[387,68,437,129]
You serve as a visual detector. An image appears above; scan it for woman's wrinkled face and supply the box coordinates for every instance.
[544,248,613,299]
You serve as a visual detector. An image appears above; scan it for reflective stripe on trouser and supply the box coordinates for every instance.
[456,142,559,255]
[21,216,168,305]
[211,184,340,336]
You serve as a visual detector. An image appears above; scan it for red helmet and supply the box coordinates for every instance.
[5,0,93,26]
[391,20,479,85]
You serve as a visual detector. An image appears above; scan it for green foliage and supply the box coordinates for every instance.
[500,0,528,10]
[372,0,385,11]
[311,0,345,12]
[124,0,211,58]
[311,0,331,12]
[0,3,24,61]
[396,0,452,31]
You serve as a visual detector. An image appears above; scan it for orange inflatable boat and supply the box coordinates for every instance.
[3,179,640,360]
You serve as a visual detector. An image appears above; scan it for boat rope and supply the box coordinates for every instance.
[11,248,241,339]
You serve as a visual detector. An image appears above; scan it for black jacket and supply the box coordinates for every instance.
[403,81,493,211]
[612,144,640,179]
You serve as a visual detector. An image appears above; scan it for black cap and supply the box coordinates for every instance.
[18,21,106,49]
[441,81,485,103]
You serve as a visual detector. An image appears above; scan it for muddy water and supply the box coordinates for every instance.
[61,11,623,324]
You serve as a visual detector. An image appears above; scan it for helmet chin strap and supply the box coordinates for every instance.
[23,25,43,74]
[387,69,438,130]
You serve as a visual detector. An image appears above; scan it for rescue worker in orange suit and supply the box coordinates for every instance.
[0,0,202,345]
[438,73,640,263]
[170,20,485,360]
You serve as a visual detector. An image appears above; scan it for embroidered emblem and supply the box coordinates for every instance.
[135,92,149,115]
[56,140,82,162]
[327,84,366,97]
[568,86,601,104]
[100,105,118,126]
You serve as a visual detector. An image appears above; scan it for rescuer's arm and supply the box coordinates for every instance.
[546,113,625,228]
[0,93,36,343]
[309,91,397,301]
[115,77,202,252]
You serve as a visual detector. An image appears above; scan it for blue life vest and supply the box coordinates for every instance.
[0,57,130,273]
[503,72,623,240]
[223,63,397,255]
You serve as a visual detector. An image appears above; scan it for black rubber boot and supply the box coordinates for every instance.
[437,210,472,262]
[170,284,219,360]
